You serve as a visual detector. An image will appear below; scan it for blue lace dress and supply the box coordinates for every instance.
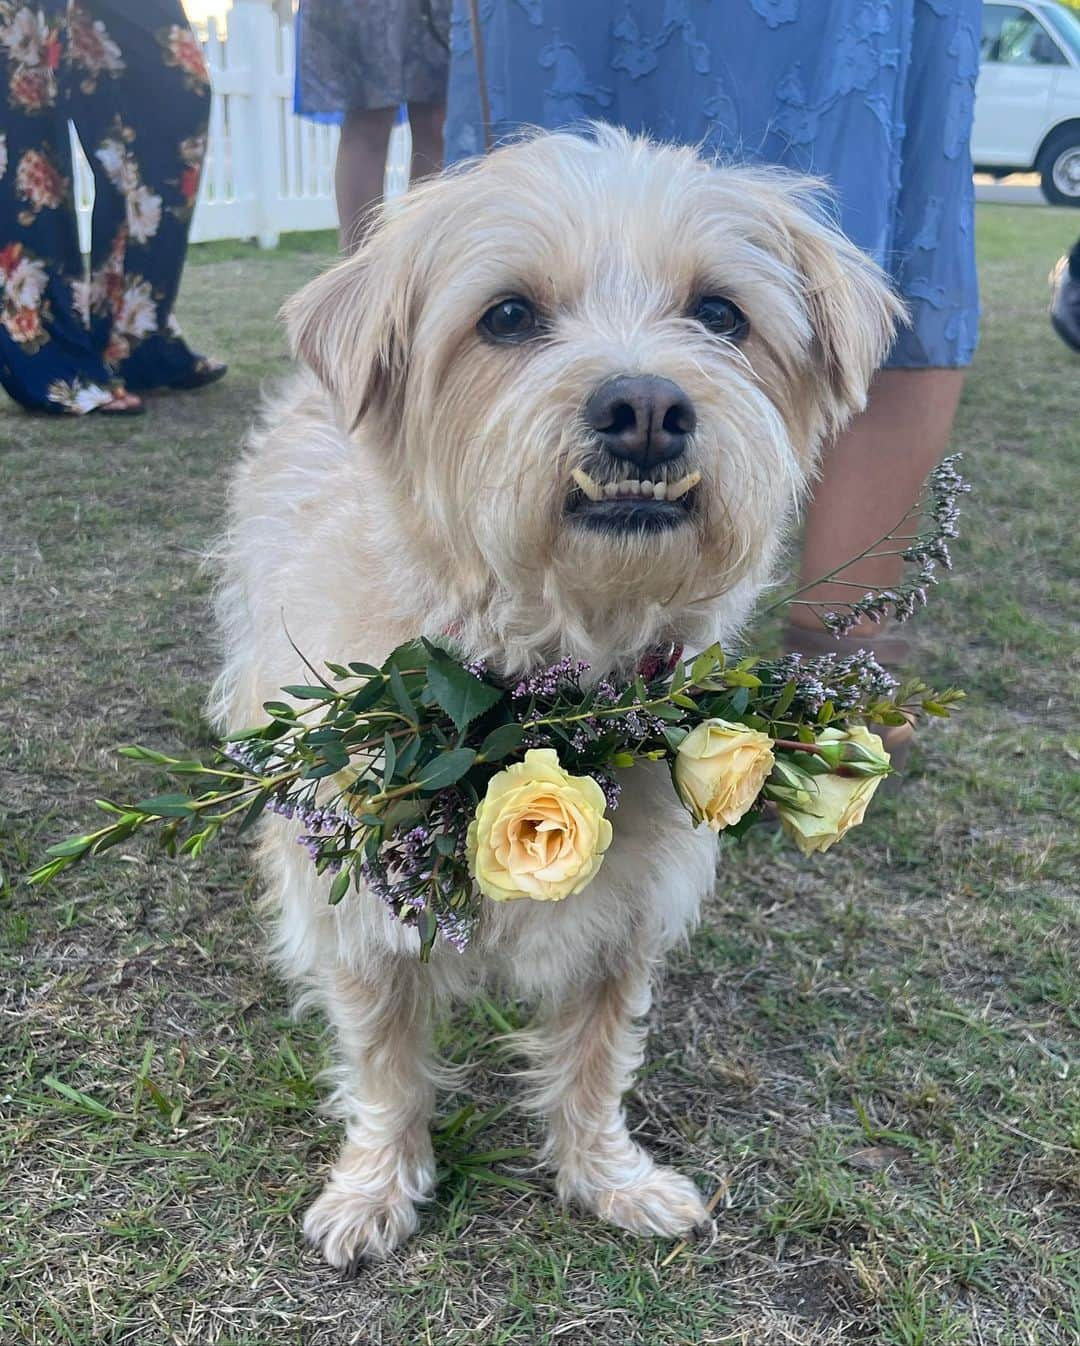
[444,0,980,368]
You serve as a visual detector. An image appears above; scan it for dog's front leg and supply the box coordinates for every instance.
[523,961,709,1237]
[303,959,436,1270]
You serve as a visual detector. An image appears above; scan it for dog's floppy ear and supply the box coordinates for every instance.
[282,229,412,430]
[771,182,906,440]
[797,223,905,435]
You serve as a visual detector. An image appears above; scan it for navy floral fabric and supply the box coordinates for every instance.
[0,1,212,413]
[445,0,980,368]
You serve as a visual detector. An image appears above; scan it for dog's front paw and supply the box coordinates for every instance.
[559,1158,709,1237]
[303,1168,426,1271]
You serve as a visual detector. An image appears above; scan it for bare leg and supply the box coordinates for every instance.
[790,368,966,638]
[521,962,708,1236]
[407,99,445,183]
[303,960,437,1269]
[334,105,397,253]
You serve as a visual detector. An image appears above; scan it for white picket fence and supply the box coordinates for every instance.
[71,0,411,251]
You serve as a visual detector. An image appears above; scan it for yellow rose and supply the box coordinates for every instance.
[673,718,775,831]
[778,726,891,855]
[467,748,612,902]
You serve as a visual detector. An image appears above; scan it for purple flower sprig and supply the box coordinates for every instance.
[765,453,970,637]
[759,649,899,719]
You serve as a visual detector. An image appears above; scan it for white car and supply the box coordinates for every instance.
[974,0,1080,204]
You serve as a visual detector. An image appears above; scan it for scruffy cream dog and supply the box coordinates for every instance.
[213,128,900,1271]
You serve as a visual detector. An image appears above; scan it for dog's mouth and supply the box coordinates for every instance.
[565,467,701,534]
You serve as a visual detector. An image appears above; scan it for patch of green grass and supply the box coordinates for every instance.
[1,207,1077,1345]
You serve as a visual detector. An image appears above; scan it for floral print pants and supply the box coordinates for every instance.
[0,1,211,413]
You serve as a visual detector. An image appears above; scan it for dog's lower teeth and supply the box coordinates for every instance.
[653,481,667,500]
[640,480,654,497]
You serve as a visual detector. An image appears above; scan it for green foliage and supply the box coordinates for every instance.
[29,616,959,954]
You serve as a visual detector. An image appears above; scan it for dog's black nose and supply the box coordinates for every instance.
[584,375,695,470]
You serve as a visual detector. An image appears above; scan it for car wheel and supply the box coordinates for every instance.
[1038,127,1080,206]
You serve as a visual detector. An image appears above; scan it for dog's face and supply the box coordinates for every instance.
[287,129,900,645]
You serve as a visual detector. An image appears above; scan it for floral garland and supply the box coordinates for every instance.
[30,459,969,960]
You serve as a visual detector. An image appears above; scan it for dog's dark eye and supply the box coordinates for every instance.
[480,296,537,342]
[693,296,749,342]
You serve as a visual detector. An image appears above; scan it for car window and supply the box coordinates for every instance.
[1041,3,1080,61]
[981,5,1068,64]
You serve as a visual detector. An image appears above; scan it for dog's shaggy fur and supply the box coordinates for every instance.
[212,128,901,1269]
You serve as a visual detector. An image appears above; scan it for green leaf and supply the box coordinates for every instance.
[382,798,424,828]
[723,671,762,688]
[93,799,131,816]
[417,909,438,962]
[237,788,272,835]
[426,650,502,733]
[670,693,697,711]
[773,680,797,717]
[394,736,422,777]
[316,742,349,771]
[91,828,138,855]
[328,869,351,905]
[262,701,297,719]
[117,745,173,763]
[387,664,416,721]
[301,760,347,781]
[27,857,70,886]
[478,723,525,762]
[347,678,387,714]
[611,752,636,768]
[415,748,477,791]
[180,825,218,859]
[385,639,432,673]
[691,643,722,683]
[382,733,397,786]
[877,710,911,727]
[44,835,95,858]
[280,685,335,700]
[347,661,381,677]
[789,750,831,776]
[728,687,751,716]
[133,794,195,818]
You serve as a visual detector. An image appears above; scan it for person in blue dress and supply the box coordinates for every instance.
[445,1,981,765]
